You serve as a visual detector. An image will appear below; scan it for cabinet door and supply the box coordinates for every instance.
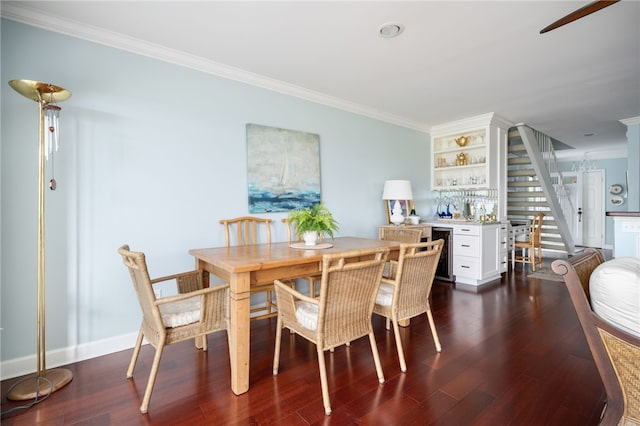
[454,235,479,257]
[481,225,501,277]
[454,255,480,278]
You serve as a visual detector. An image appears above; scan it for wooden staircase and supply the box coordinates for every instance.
[507,125,576,256]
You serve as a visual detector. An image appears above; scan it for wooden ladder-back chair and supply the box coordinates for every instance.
[513,212,545,271]
[219,216,277,320]
[373,239,444,372]
[282,217,322,297]
[552,249,640,425]
[272,247,389,415]
[118,245,229,413]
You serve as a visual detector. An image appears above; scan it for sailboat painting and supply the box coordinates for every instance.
[247,124,321,213]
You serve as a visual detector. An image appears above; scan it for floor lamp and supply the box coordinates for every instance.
[7,79,73,400]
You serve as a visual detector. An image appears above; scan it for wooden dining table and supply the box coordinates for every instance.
[189,236,401,395]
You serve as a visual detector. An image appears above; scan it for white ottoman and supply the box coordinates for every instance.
[589,257,640,338]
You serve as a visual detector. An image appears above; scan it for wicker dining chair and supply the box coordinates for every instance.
[552,249,640,425]
[513,212,545,271]
[219,216,277,320]
[118,245,229,413]
[373,239,444,372]
[272,247,389,415]
[379,227,423,244]
[379,227,423,279]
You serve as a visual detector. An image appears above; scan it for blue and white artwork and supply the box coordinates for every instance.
[247,124,321,213]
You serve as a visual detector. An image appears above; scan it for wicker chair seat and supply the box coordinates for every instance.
[375,282,395,306]
[294,300,319,331]
[158,296,201,328]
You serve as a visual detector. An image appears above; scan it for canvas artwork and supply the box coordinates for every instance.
[246,123,321,213]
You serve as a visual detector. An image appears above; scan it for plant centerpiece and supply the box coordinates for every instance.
[288,203,339,246]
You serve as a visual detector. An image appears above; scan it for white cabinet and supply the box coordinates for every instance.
[430,113,512,220]
[452,223,502,287]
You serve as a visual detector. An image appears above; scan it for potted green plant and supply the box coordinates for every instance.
[288,203,339,245]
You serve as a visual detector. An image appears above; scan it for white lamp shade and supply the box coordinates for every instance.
[382,180,413,200]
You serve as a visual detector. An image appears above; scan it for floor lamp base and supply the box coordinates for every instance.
[6,368,73,401]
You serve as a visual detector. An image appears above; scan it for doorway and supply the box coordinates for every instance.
[581,170,605,248]
[557,170,604,248]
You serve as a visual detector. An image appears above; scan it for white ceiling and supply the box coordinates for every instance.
[3,1,639,158]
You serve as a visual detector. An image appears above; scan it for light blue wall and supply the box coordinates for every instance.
[1,20,429,364]
[624,122,640,210]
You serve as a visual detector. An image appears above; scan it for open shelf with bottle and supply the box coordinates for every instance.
[432,128,489,190]
[430,113,512,220]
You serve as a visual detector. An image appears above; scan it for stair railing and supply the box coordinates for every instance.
[531,128,577,221]
[516,124,576,255]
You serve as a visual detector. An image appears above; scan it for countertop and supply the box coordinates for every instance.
[606,211,640,217]
[422,219,504,227]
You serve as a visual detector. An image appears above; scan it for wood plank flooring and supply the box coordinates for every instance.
[1,267,606,425]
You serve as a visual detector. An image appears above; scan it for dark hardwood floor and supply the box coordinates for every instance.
[1,265,606,425]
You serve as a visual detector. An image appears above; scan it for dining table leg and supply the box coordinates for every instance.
[229,271,251,395]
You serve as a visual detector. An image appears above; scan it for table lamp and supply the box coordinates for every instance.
[382,180,413,226]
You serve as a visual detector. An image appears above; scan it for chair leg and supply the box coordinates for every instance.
[531,246,536,272]
[391,318,407,373]
[317,346,331,415]
[196,334,208,351]
[273,317,283,375]
[127,329,144,379]
[140,343,165,414]
[266,290,273,315]
[368,332,385,384]
[426,306,442,352]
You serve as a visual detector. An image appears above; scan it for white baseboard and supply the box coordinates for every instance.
[0,331,139,381]
[1,299,276,380]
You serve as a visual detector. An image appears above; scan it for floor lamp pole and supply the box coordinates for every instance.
[7,80,73,400]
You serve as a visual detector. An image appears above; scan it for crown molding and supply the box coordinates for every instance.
[1,4,429,133]
[620,116,640,126]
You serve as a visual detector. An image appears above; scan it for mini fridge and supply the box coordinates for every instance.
[432,227,454,282]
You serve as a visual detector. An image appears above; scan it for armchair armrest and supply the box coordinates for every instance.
[155,283,229,328]
[274,279,318,325]
[380,277,396,287]
[153,283,229,306]
[150,269,205,293]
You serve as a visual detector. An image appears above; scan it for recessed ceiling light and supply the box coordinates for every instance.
[378,22,404,38]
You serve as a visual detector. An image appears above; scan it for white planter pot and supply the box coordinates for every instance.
[303,231,319,246]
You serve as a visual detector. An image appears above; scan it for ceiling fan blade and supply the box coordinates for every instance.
[540,0,620,34]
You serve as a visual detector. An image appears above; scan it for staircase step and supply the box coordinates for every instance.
[508,169,537,177]
[507,212,551,219]
[507,191,545,198]
[541,242,568,251]
[508,143,526,153]
[543,235,565,244]
[508,157,533,165]
[507,181,540,187]
[508,201,550,208]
